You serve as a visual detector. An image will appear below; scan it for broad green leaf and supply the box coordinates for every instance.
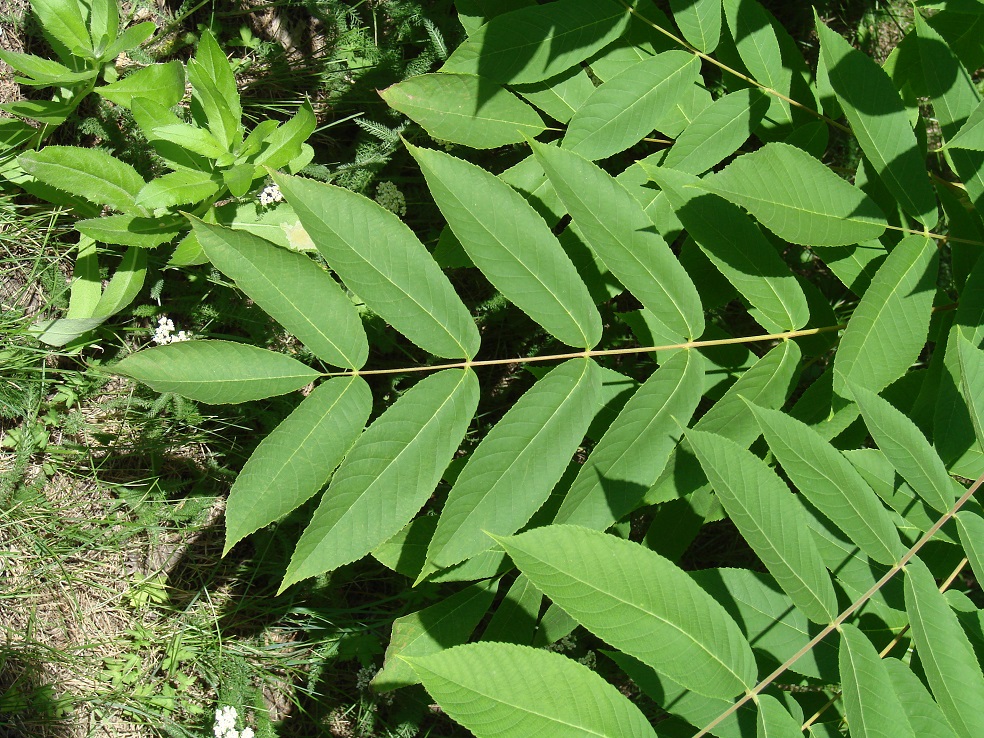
[834,236,937,396]
[649,166,808,333]
[883,658,959,738]
[904,556,984,738]
[670,0,722,52]
[821,240,887,296]
[272,172,480,359]
[0,119,34,149]
[662,89,770,175]
[222,163,255,199]
[441,0,631,84]
[563,51,700,160]
[699,143,887,246]
[223,377,370,553]
[426,359,600,570]
[31,0,91,56]
[481,573,542,645]
[101,21,156,61]
[252,101,317,171]
[409,642,657,738]
[756,694,802,738]
[97,61,185,108]
[76,214,183,249]
[374,579,498,691]
[956,511,984,589]
[687,428,838,624]
[29,316,108,347]
[722,0,789,120]
[749,402,905,565]
[408,142,601,348]
[131,98,211,171]
[18,147,144,214]
[0,99,74,126]
[150,123,228,159]
[852,384,955,514]
[0,49,96,86]
[135,170,218,210]
[114,341,320,404]
[281,370,478,589]
[193,220,368,369]
[498,525,756,698]
[554,349,705,530]
[532,141,703,340]
[947,97,984,150]
[380,73,546,148]
[456,0,535,36]
[93,247,146,318]
[691,568,837,680]
[839,623,916,738]
[512,66,595,124]
[817,18,938,228]
[66,236,99,320]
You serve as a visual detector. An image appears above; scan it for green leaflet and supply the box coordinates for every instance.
[97,61,185,108]
[722,0,793,123]
[19,146,144,214]
[113,341,321,404]
[662,88,770,175]
[852,384,956,514]
[193,220,368,369]
[426,359,600,570]
[756,694,802,738]
[670,0,722,53]
[497,525,756,699]
[408,642,657,738]
[956,511,984,590]
[272,172,480,360]
[839,623,916,738]
[648,166,809,333]
[883,658,959,738]
[408,142,601,349]
[380,73,546,148]
[936,327,984,478]
[512,66,595,124]
[834,236,937,396]
[699,142,887,246]
[441,0,631,84]
[280,369,478,590]
[135,169,219,210]
[563,51,700,160]
[687,428,838,624]
[481,573,542,645]
[904,556,984,738]
[374,579,498,691]
[554,349,705,530]
[532,141,703,341]
[748,402,905,566]
[947,97,984,151]
[76,214,183,249]
[816,18,938,228]
[223,377,371,553]
[456,0,535,36]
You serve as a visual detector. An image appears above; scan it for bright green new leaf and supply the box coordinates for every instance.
[662,89,770,175]
[409,642,657,737]
[699,143,887,246]
[554,349,705,530]
[956,511,984,590]
[904,556,984,738]
[426,359,600,570]
[834,236,937,396]
[839,623,916,738]
[817,18,938,228]
[441,0,631,84]
[498,525,756,699]
[649,166,809,333]
[272,172,480,359]
[687,428,838,624]
[101,22,156,61]
[135,170,219,210]
[380,73,546,148]
[281,370,478,589]
[97,61,185,108]
[223,376,371,553]
[883,658,959,738]
[114,340,321,404]
[31,0,91,57]
[19,147,144,214]
[670,0,722,52]
[408,142,601,349]
[76,214,183,249]
[749,402,905,565]
[149,123,228,159]
[756,694,802,738]
[852,383,955,514]
[512,66,595,124]
[253,101,317,171]
[192,220,369,369]
[87,0,119,52]
[187,58,241,152]
[532,141,703,340]
[374,579,498,691]
[563,51,700,160]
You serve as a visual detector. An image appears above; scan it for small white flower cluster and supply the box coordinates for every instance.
[375,180,406,217]
[258,183,284,206]
[213,706,254,738]
[153,316,192,345]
